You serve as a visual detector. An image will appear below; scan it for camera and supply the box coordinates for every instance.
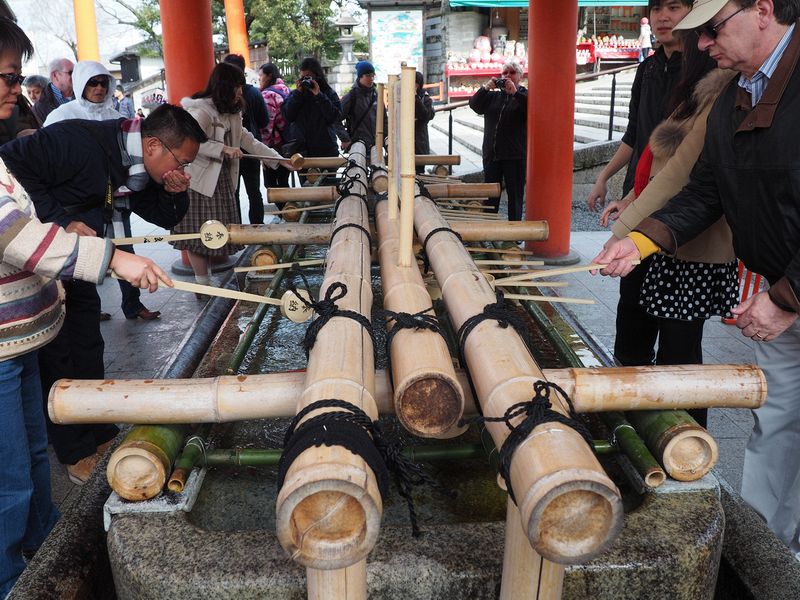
[300,76,315,90]
[494,78,507,89]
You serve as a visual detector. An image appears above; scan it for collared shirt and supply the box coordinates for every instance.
[50,82,73,105]
[738,23,795,106]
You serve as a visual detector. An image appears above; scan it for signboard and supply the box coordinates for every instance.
[140,88,167,109]
[370,9,424,82]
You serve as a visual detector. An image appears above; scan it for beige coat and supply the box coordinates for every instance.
[612,69,737,264]
[181,97,282,198]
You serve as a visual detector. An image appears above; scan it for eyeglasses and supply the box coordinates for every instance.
[59,70,73,76]
[501,70,516,76]
[0,72,25,87]
[86,77,109,88]
[159,139,192,170]
[695,5,747,40]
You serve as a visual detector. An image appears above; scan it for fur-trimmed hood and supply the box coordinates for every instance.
[649,68,736,161]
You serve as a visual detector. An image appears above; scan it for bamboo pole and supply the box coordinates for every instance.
[369,149,388,194]
[626,410,719,481]
[500,500,565,600]
[49,365,767,425]
[307,561,366,600]
[375,197,464,436]
[493,261,641,286]
[413,190,623,563]
[414,154,461,166]
[375,82,385,164]
[267,186,337,204]
[600,412,666,488]
[290,154,348,170]
[467,246,537,257]
[275,142,382,571]
[398,65,417,267]
[425,183,501,198]
[386,74,399,220]
[234,258,324,274]
[474,259,545,267]
[269,203,335,219]
[447,220,548,242]
[106,425,185,501]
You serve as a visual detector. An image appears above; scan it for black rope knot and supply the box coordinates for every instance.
[418,226,463,274]
[378,307,443,354]
[459,380,593,505]
[285,271,375,357]
[278,398,446,537]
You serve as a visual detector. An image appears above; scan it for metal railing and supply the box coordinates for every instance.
[431,62,639,150]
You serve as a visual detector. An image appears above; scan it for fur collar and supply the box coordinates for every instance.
[649,69,736,161]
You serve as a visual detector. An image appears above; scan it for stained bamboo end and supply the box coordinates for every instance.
[396,375,464,437]
[523,475,623,564]
[252,247,279,267]
[282,203,301,222]
[660,427,718,481]
[107,444,168,501]
[290,153,305,169]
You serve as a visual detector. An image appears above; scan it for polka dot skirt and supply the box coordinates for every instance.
[640,255,739,321]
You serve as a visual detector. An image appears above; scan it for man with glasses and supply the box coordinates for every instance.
[45,60,163,322]
[31,57,73,123]
[594,0,800,556]
[0,103,207,485]
[468,59,528,221]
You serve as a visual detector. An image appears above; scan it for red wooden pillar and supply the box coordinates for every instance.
[159,0,215,105]
[525,0,579,260]
[224,0,251,68]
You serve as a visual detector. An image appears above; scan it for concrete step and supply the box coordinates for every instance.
[431,120,484,156]
[452,117,484,133]
[574,102,628,118]
[574,94,631,106]
[575,111,628,133]
[573,124,622,145]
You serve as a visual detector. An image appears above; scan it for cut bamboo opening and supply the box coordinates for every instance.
[49,365,766,425]
[375,198,464,436]
[274,142,382,570]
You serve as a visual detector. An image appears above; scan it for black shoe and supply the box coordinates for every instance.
[100,312,111,321]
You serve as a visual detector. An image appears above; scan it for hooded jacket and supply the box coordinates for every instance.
[283,84,342,157]
[43,61,121,126]
[613,68,737,264]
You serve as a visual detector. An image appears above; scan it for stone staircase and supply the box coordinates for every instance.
[431,69,636,154]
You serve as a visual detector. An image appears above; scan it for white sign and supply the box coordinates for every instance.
[370,10,424,82]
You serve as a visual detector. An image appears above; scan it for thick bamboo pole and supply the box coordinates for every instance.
[375,82,385,164]
[387,74,399,220]
[398,65,417,267]
[600,412,666,488]
[369,146,388,193]
[307,561,366,600]
[49,365,766,424]
[267,186,338,204]
[500,500,564,600]
[275,142,382,571]
[424,183,501,198]
[448,220,548,242]
[626,410,719,481]
[414,154,461,166]
[413,192,622,563]
[375,199,464,436]
[289,154,348,170]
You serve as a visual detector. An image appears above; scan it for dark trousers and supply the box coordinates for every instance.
[483,158,526,221]
[264,164,291,211]
[614,257,708,426]
[115,208,144,318]
[38,280,117,464]
[238,157,265,224]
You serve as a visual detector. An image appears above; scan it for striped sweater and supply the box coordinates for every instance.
[0,159,113,360]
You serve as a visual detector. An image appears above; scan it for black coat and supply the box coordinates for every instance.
[468,84,527,162]
[241,83,268,144]
[621,47,683,195]
[414,90,435,155]
[32,83,64,125]
[283,86,342,157]
[0,118,188,234]
[637,27,800,313]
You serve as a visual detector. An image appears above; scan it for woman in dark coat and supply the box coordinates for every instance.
[283,57,342,158]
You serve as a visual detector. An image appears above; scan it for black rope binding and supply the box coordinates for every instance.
[278,399,448,537]
[330,222,373,250]
[418,226,463,274]
[455,290,539,415]
[334,176,369,213]
[285,268,376,358]
[376,307,444,356]
[459,380,594,505]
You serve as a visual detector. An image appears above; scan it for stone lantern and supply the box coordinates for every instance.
[329,10,361,95]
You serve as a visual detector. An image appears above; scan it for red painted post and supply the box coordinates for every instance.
[224,0,251,68]
[525,0,579,258]
[159,0,216,105]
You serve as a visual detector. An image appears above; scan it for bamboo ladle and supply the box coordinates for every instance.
[493,261,641,286]
[112,219,230,249]
[111,273,314,323]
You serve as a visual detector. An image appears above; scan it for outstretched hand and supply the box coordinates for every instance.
[590,237,641,277]
[110,250,173,293]
[731,291,798,342]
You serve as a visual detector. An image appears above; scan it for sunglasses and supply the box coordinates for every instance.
[86,77,109,88]
[695,5,747,40]
[0,72,26,87]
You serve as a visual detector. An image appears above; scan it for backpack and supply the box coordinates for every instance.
[267,85,290,146]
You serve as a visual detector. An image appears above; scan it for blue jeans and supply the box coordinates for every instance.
[0,351,59,597]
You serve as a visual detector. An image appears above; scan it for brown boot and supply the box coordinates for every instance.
[96,439,115,456]
[66,453,101,485]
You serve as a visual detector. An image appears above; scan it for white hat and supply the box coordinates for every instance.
[673,0,729,31]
